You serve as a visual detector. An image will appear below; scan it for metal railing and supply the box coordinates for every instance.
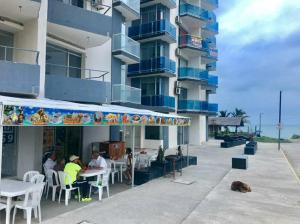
[112,33,140,59]
[178,67,208,81]
[179,34,205,50]
[179,2,209,20]
[46,63,109,81]
[58,0,111,14]
[128,19,176,41]
[112,84,141,104]
[0,45,39,64]
[113,0,140,14]
[141,95,175,109]
[128,57,176,76]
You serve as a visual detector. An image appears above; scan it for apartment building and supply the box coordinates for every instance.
[0,0,217,178]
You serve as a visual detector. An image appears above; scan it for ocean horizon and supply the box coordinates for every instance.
[256,125,300,139]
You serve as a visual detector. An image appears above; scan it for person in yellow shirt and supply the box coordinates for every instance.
[64,155,91,202]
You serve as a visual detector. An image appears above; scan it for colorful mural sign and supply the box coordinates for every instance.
[2,105,191,127]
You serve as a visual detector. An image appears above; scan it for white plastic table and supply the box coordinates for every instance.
[0,179,35,224]
[79,169,106,180]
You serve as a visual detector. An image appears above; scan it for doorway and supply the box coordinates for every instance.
[2,127,18,177]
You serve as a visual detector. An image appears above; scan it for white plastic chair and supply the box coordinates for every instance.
[89,168,111,200]
[45,169,60,201]
[30,174,45,184]
[12,183,45,224]
[23,171,39,182]
[106,160,120,184]
[58,171,80,206]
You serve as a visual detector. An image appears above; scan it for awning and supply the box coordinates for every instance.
[0,95,191,127]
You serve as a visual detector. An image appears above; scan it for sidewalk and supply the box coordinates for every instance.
[43,141,300,224]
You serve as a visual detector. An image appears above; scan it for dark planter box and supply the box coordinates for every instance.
[232,156,248,169]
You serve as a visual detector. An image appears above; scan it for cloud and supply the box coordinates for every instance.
[218,0,300,46]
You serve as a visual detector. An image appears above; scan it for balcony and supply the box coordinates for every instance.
[140,0,176,9]
[0,45,40,97]
[178,67,208,82]
[142,95,175,112]
[178,34,208,58]
[178,3,209,33]
[203,75,218,94]
[202,48,218,64]
[204,36,216,48]
[47,0,112,48]
[112,34,140,64]
[201,0,218,11]
[206,62,216,71]
[112,84,141,105]
[202,22,219,38]
[45,64,110,104]
[128,20,176,43]
[113,0,140,21]
[128,57,176,78]
[178,100,218,114]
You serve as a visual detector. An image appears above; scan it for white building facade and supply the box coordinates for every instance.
[0,0,218,178]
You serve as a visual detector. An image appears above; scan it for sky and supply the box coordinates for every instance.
[211,0,300,127]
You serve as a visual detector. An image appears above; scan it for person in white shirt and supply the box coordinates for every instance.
[44,152,57,172]
[88,151,107,169]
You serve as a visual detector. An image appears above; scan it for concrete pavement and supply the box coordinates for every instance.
[42,141,300,224]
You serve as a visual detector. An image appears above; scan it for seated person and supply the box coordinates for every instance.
[88,151,107,169]
[44,152,57,172]
[64,155,91,202]
[54,158,66,172]
[123,148,133,184]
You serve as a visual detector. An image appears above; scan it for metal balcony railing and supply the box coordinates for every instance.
[46,63,109,81]
[112,33,140,59]
[178,67,208,81]
[58,0,111,14]
[113,0,140,14]
[128,57,176,76]
[208,103,218,112]
[142,95,175,109]
[179,3,209,20]
[112,84,141,104]
[179,34,206,51]
[128,19,176,40]
[0,45,39,65]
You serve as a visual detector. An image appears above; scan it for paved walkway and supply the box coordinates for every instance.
[42,141,300,224]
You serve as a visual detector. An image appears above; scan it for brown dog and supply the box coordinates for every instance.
[231,181,251,193]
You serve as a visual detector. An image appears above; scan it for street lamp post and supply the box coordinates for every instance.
[259,113,263,136]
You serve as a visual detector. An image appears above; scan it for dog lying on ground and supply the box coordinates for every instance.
[231,181,251,193]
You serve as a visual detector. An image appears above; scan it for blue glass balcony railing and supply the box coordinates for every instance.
[178,100,218,113]
[208,103,218,112]
[203,22,219,34]
[128,19,176,41]
[128,57,176,76]
[142,95,175,109]
[204,37,216,47]
[208,75,218,87]
[179,3,209,20]
[179,34,207,52]
[178,67,208,81]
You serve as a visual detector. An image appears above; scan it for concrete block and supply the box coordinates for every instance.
[232,155,248,169]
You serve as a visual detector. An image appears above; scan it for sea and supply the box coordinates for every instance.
[259,125,300,139]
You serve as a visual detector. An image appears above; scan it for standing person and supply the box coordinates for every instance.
[44,152,57,172]
[123,148,133,185]
[88,151,107,169]
[64,155,91,202]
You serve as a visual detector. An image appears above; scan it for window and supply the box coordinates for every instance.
[179,88,188,100]
[145,126,162,140]
[141,41,167,60]
[0,30,13,61]
[140,5,169,24]
[46,44,82,78]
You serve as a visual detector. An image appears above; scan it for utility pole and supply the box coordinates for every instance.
[259,113,263,136]
[278,91,282,151]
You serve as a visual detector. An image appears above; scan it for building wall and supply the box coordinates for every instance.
[17,127,43,179]
[82,126,110,163]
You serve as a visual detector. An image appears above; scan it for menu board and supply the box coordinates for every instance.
[2,105,191,127]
